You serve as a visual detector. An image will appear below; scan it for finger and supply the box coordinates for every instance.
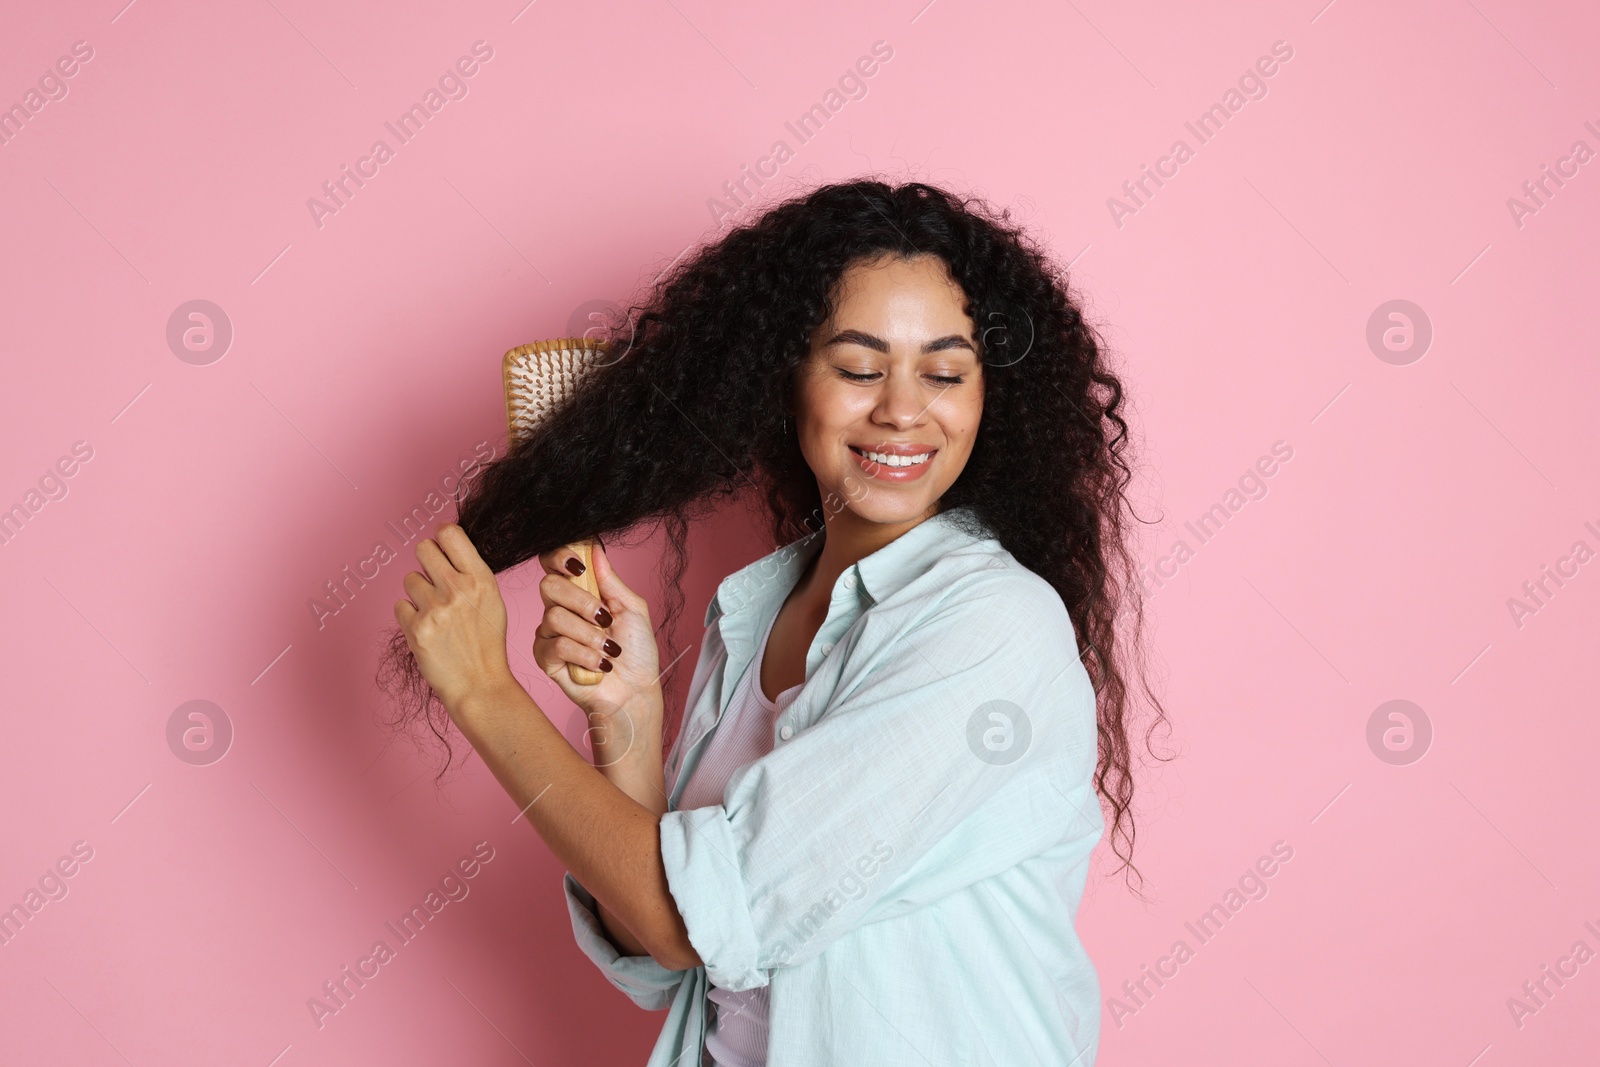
[394,599,417,628]
[435,523,491,576]
[538,546,589,578]
[415,538,456,588]
[540,602,616,655]
[402,570,435,608]
[530,624,568,676]
[543,633,612,676]
[539,571,613,628]
[591,541,645,614]
[530,620,599,673]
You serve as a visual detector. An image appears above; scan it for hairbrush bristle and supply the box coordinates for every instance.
[503,337,608,442]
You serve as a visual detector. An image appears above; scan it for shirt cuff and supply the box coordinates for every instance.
[658,806,766,991]
[563,871,688,1010]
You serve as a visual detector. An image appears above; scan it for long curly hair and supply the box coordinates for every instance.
[378,178,1170,893]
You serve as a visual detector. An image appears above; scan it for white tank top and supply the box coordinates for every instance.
[678,609,802,1067]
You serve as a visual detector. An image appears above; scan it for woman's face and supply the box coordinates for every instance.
[793,253,984,528]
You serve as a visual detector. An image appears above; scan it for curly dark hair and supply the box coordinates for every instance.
[378,177,1170,894]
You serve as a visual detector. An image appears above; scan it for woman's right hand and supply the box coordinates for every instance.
[533,540,664,730]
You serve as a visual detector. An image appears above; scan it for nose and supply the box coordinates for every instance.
[872,366,931,430]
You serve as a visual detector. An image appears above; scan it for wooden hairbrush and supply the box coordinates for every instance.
[502,336,611,685]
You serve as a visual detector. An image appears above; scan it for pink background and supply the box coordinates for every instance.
[2,0,1597,1063]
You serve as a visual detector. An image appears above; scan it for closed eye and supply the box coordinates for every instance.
[838,370,966,385]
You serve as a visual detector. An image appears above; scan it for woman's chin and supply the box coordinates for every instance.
[826,489,943,529]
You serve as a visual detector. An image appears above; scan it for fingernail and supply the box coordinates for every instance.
[565,557,586,576]
[595,606,613,627]
[602,638,621,657]
[598,657,613,672]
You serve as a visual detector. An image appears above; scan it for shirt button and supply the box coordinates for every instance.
[820,642,834,656]
[779,724,794,741]
[842,571,857,589]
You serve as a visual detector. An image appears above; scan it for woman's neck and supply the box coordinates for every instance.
[793,503,938,603]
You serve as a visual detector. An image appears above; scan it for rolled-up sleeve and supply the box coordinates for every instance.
[658,567,1101,993]
[563,871,691,1010]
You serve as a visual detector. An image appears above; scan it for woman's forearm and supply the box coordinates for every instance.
[588,690,670,816]
[587,691,672,958]
[452,679,698,969]
[597,899,653,956]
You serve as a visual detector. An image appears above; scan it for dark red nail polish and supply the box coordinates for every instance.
[603,638,621,657]
[598,657,613,672]
[595,606,613,627]
[565,557,586,576]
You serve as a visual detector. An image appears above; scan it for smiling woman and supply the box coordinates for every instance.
[377,179,1169,1066]
[796,254,983,505]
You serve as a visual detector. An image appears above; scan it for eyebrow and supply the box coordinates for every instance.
[821,328,977,355]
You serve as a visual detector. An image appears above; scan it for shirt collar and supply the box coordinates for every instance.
[704,504,993,627]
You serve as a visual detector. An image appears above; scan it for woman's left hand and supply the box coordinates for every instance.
[393,522,516,721]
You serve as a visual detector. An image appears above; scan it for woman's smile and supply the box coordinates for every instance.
[848,443,938,481]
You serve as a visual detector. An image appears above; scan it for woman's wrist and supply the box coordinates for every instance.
[448,672,530,741]
[588,688,667,814]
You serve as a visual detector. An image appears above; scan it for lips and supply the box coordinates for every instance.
[848,444,938,457]
[848,443,938,481]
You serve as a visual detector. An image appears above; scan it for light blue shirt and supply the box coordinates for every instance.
[563,504,1104,1065]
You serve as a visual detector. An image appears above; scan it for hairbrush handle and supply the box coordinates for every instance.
[565,540,606,687]
[502,338,612,686]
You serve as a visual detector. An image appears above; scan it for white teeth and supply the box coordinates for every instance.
[858,448,931,467]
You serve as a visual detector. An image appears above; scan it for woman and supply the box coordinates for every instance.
[382,180,1165,1065]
